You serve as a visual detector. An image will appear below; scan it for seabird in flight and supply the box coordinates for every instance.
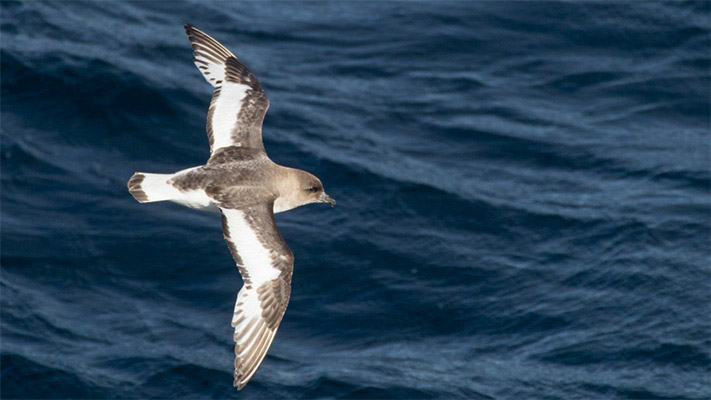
[127,24,335,389]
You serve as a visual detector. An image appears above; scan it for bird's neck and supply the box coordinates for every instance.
[272,168,304,213]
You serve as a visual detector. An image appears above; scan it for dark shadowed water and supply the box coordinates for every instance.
[1,1,709,399]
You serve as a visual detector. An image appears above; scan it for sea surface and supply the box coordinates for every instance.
[1,1,709,399]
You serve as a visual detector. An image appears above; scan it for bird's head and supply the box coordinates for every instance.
[296,171,336,207]
[275,169,335,213]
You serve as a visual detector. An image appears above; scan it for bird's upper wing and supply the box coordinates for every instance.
[185,24,269,155]
[220,203,293,389]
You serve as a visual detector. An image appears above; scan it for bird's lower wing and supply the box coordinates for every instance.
[220,204,293,389]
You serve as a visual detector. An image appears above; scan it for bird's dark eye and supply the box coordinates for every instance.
[307,186,319,192]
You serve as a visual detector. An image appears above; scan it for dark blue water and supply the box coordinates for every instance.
[1,1,709,399]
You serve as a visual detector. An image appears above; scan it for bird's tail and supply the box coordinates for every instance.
[127,172,179,203]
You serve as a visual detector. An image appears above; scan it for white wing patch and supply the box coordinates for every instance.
[221,209,281,284]
[209,84,250,151]
[185,24,269,155]
[220,208,288,389]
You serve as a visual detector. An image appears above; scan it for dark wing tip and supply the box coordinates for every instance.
[184,23,200,38]
[224,56,264,91]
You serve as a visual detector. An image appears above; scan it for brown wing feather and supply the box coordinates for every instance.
[185,24,270,154]
[219,204,293,389]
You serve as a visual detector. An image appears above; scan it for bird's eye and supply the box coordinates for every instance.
[307,186,319,192]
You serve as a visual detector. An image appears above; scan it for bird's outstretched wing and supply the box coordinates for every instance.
[220,204,293,389]
[185,24,269,155]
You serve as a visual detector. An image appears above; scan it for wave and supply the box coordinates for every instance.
[2,1,709,399]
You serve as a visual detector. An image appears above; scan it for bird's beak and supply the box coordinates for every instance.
[320,192,336,207]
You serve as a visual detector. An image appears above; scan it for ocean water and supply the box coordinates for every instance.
[1,1,709,398]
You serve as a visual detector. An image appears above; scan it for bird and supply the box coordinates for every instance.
[127,24,335,390]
